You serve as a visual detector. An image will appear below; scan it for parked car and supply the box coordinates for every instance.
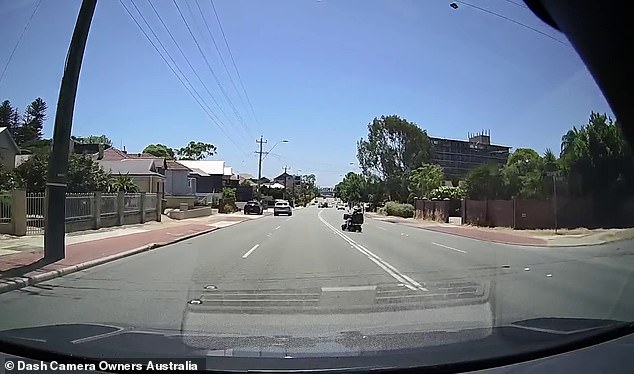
[319,202,329,208]
[244,200,263,215]
[337,203,346,210]
[274,200,292,216]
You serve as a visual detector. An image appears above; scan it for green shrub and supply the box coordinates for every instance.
[385,201,414,218]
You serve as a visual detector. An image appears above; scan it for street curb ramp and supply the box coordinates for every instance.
[0,219,247,294]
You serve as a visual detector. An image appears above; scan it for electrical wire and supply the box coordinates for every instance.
[119,0,250,158]
[455,0,571,48]
[144,0,240,137]
[172,0,250,139]
[0,0,43,85]
[193,0,253,138]
[501,0,528,9]
[210,0,261,133]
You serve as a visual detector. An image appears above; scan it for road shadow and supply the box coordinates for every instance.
[0,257,55,278]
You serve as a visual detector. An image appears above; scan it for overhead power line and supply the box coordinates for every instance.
[210,0,261,133]
[501,0,528,9]
[143,0,249,142]
[172,0,250,140]
[193,0,254,138]
[0,0,43,85]
[119,0,250,158]
[454,0,571,48]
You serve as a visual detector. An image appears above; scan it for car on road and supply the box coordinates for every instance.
[243,200,264,215]
[319,202,329,208]
[273,200,292,216]
[337,203,346,210]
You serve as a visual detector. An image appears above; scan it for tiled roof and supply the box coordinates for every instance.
[166,160,191,171]
[96,159,164,177]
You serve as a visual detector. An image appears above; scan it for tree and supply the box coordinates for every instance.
[14,98,46,146]
[67,154,112,192]
[559,112,633,197]
[13,153,112,192]
[218,187,237,213]
[503,148,544,198]
[13,153,48,192]
[335,172,366,204]
[357,115,433,201]
[408,164,444,199]
[0,161,15,191]
[72,135,112,145]
[0,100,19,135]
[143,143,175,158]
[108,174,139,193]
[464,164,506,200]
[177,141,217,160]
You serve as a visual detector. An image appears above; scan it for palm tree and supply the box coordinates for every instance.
[109,174,139,193]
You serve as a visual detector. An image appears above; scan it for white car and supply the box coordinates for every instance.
[273,200,292,216]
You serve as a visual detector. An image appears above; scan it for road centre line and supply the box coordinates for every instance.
[242,244,260,258]
[432,242,467,253]
[318,210,427,291]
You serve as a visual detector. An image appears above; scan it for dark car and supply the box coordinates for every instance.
[243,201,263,215]
[319,202,329,208]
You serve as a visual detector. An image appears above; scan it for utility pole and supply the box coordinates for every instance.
[256,136,267,192]
[44,0,97,261]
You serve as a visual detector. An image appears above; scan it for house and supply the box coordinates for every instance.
[274,172,300,189]
[165,160,193,196]
[0,127,19,169]
[96,159,165,193]
[178,160,226,194]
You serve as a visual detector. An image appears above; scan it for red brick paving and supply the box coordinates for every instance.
[0,223,215,276]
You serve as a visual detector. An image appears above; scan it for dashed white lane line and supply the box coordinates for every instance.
[242,244,260,259]
[432,242,467,254]
[378,226,388,231]
[275,226,281,230]
[318,210,427,291]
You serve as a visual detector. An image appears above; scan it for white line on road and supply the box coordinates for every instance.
[432,242,467,253]
[275,226,281,230]
[242,244,260,258]
[378,226,388,231]
[318,210,427,291]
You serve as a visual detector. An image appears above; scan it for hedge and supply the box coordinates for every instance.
[384,201,414,218]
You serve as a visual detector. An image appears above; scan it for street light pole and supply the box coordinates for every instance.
[45,0,97,261]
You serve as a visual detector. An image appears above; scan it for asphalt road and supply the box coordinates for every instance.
[0,206,632,342]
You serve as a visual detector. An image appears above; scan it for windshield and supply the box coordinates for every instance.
[0,0,632,371]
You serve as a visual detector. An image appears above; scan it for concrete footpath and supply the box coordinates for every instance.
[366,213,634,247]
[0,213,263,293]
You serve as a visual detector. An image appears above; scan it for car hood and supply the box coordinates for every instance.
[0,318,631,372]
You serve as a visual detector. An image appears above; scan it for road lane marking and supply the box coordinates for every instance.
[378,226,387,231]
[318,210,427,291]
[322,286,377,292]
[432,242,467,253]
[275,226,281,230]
[242,244,260,258]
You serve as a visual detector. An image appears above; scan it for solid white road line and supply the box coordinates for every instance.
[242,244,260,258]
[318,210,427,291]
[432,242,467,254]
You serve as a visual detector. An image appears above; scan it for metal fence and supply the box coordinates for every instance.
[26,193,45,235]
[145,194,157,212]
[101,194,118,216]
[0,192,11,224]
[65,193,93,221]
[124,193,141,213]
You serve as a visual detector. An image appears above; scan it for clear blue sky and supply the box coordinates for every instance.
[0,0,613,186]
